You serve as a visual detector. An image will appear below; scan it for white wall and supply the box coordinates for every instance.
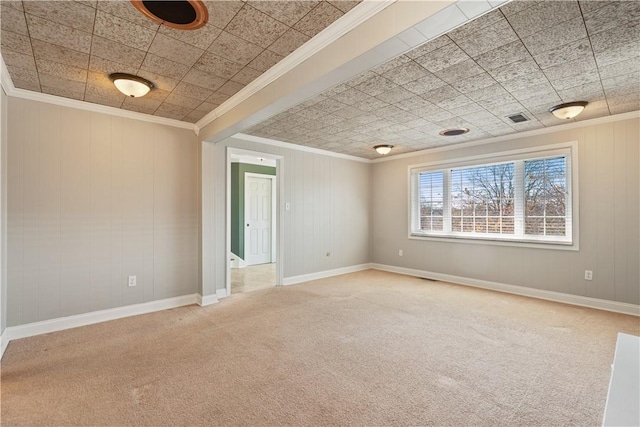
[202,136,370,295]
[1,87,7,334]
[371,117,640,305]
[6,98,199,327]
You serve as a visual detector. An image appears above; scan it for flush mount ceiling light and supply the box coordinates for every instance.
[131,0,208,30]
[439,128,470,136]
[109,73,154,98]
[374,144,393,155]
[549,101,588,119]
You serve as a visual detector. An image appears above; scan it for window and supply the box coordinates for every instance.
[410,145,574,246]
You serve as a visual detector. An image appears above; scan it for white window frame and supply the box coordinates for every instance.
[408,142,579,250]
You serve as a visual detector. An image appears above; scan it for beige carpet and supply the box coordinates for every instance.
[231,262,276,294]
[1,270,638,426]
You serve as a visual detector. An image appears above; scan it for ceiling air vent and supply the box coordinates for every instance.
[507,113,530,123]
[132,0,209,30]
[439,128,470,136]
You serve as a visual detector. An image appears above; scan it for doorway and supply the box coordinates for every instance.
[226,148,281,295]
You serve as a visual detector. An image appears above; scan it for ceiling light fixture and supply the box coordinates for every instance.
[109,73,154,98]
[439,128,469,136]
[549,101,588,119]
[131,0,209,30]
[374,144,393,155]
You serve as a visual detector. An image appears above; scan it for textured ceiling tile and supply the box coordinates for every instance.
[91,36,146,68]
[85,70,124,98]
[330,1,360,14]
[163,94,203,112]
[2,49,36,70]
[154,103,192,121]
[36,58,87,83]
[140,54,190,81]
[590,25,640,68]
[474,40,531,71]
[248,1,319,26]
[329,88,370,106]
[532,38,593,70]
[31,39,89,69]
[226,5,289,49]
[97,1,159,30]
[1,30,33,55]
[42,85,84,100]
[448,9,505,42]
[94,10,157,51]
[394,96,435,112]
[583,1,640,36]
[505,1,581,38]
[598,56,640,80]
[1,3,28,35]
[601,72,640,95]
[121,97,161,114]
[246,49,284,72]
[158,24,222,50]
[291,106,330,121]
[381,61,430,86]
[268,28,310,57]
[548,69,601,92]
[218,80,245,96]
[183,109,207,123]
[39,73,86,94]
[195,101,219,113]
[542,56,598,81]
[5,62,39,86]
[448,101,484,117]
[414,42,471,73]
[435,59,485,85]
[421,84,462,104]
[206,91,231,106]
[464,83,510,102]
[520,16,587,56]
[23,1,95,32]
[139,70,180,92]
[371,54,412,75]
[202,1,244,30]
[456,18,519,57]
[206,31,263,66]
[172,81,214,102]
[355,75,398,97]
[148,33,205,67]
[3,1,24,11]
[433,95,475,112]
[401,73,447,96]
[557,81,605,102]
[375,86,415,104]
[294,1,343,38]
[489,58,542,83]
[405,35,452,60]
[195,52,244,80]
[313,97,349,113]
[450,72,496,94]
[88,55,137,77]
[231,67,263,85]
[182,68,226,92]
[350,96,388,112]
[322,82,351,97]
[26,14,92,53]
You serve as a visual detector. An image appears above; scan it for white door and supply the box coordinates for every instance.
[245,175,272,265]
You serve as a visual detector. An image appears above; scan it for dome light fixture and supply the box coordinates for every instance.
[109,73,154,98]
[549,101,588,119]
[374,144,393,155]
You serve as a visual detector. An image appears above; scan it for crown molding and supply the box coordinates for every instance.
[195,0,394,130]
[1,56,197,132]
[233,133,371,164]
[370,110,640,163]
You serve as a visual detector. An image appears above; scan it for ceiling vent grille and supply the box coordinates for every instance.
[507,113,530,123]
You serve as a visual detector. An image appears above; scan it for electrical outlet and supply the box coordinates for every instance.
[399,249,403,256]
[128,276,137,287]
[584,270,593,281]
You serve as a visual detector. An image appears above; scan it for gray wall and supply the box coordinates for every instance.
[208,137,370,290]
[1,88,7,334]
[371,117,640,305]
[6,98,199,327]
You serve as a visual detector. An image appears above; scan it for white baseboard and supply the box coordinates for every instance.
[230,253,246,269]
[1,294,199,359]
[282,263,371,286]
[371,263,640,317]
[216,288,228,299]
[0,331,8,359]
[197,293,219,307]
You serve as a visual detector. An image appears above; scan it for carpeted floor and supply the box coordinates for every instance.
[1,270,638,426]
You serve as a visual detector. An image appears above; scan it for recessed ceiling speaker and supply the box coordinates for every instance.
[131,0,208,30]
[439,128,470,136]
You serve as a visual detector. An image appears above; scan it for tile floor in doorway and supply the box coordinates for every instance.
[231,263,276,294]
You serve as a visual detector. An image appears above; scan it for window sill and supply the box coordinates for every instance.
[408,233,578,251]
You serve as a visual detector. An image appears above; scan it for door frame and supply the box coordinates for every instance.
[226,147,283,297]
[243,172,276,265]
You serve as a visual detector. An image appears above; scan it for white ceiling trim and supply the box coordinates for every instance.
[370,111,640,163]
[0,57,197,133]
[195,0,395,131]
[233,133,371,164]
